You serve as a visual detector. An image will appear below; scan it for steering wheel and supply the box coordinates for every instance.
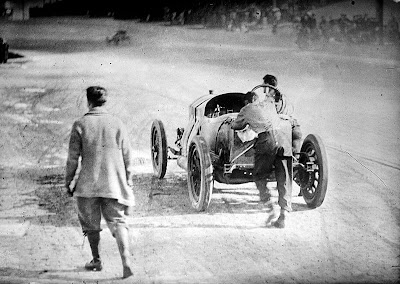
[251,84,281,102]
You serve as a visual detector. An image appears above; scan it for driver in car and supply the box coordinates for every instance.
[262,74,302,159]
[231,91,292,228]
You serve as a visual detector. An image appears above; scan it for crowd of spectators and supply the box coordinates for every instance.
[161,2,399,45]
[162,3,293,33]
[296,12,400,44]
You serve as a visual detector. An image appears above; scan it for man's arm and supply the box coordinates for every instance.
[231,108,248,130]
[65,121,82,192]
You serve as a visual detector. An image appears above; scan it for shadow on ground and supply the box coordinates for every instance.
[8,38,111,54]
[2,166,315,228]
[0,267,122,284]
[34,170,79,227]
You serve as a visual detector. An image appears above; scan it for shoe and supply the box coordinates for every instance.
[265,209,278,226]
[259,193,271,203]
[272,215,286,229]
[123,265,133,279]
[85,259,102,271]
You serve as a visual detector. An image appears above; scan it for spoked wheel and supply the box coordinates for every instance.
[298,134,328,208]
[150,120,168,179]
[187,136,213,211]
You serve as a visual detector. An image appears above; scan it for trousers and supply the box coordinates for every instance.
[253,131,292,211]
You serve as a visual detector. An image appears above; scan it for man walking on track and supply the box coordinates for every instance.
[65,86,135,278]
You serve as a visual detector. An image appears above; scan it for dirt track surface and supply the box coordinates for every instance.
[0,17,399,283]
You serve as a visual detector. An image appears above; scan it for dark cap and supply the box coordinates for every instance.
[86,86,108,106]
[263,74,277,87]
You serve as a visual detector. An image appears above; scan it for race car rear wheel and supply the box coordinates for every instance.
[187,136,213,211]
[150,119,168,179]
[298,134,328,208]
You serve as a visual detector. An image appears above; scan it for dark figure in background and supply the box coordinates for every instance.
[309,13,319,40]
[387,15,400,43]
[296,13,312,48]
[163,6,170,22]
[227,7,239,31]
[338,13,351,41]
[231,92,292,228]
[271,7,281,34]
[263,74,302,157]
[65,86,135,278]
[0,38,9,64]
[319,16,330,44]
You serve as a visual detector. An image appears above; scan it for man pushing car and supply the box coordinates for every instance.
[231,91,292,228]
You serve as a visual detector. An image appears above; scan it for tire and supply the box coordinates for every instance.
[150,120,168,179]
[298,134,328,208]
[187,136,214,211]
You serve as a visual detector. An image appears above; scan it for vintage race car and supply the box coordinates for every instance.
[150,84,328,211]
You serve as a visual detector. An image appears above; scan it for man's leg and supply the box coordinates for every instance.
[255,179,270,202]
[87,231,100,260]
[77,197,103,270]
[115,225,133,278]
[102,199,133,278]
[273,156,292,228]
[254,151,275,203]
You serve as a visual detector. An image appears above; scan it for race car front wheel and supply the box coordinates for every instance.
[187,136,213,211]
[151,119,168,179]
[298,134,328,208]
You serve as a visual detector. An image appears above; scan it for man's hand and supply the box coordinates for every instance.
[65,184,74,197]
[225,117,235,124]
[274,89,282,102]
[125,206,134,216]
[279,114,290,120]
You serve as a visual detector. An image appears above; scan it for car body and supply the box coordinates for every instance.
[151,84,328,211]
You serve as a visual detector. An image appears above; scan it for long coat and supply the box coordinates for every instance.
[65,106,135,206]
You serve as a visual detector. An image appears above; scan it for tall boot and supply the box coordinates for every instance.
[115,226,133,278]
[255,179,270,202]
[85,231,103,271]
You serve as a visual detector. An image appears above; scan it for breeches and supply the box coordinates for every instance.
[77,197,128,236]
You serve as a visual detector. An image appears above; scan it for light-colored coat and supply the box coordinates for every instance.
[65,106,135,206]
[232,98,292,156]
[231,98,280,134]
